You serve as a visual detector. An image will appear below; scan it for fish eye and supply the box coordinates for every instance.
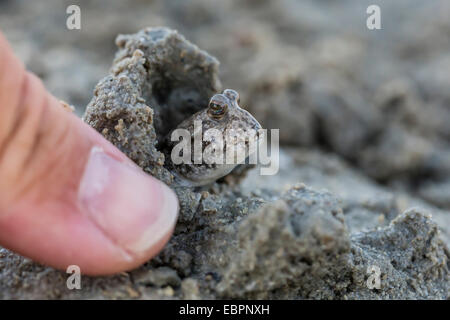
[208,100,228,119]
[223,89,240,103]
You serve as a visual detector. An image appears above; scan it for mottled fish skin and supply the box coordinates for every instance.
[164,89,263,187]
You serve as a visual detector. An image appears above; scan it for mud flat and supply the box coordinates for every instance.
[0,0,449,299]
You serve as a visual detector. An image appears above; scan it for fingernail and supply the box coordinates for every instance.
[78,147,178,255]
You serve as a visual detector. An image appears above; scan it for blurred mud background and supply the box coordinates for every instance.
[0,0,449,299]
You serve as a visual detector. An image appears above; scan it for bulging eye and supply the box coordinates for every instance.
[223,89,240,104]
[208,101,227,119]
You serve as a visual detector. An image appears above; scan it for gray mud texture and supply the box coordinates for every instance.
[1,0,450,299]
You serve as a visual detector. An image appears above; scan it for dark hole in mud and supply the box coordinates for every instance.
[152,80,172,106]
[147,80,209,148]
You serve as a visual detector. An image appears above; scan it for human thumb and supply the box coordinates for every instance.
[0,32,178,275]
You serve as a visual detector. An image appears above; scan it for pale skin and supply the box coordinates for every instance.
[0,31,179,275]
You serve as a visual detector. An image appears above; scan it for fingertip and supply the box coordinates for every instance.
[78,147,178,254]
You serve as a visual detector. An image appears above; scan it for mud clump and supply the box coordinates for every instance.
[348,209,449,299]
[218,186,351,299]
[218,187,448,299]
